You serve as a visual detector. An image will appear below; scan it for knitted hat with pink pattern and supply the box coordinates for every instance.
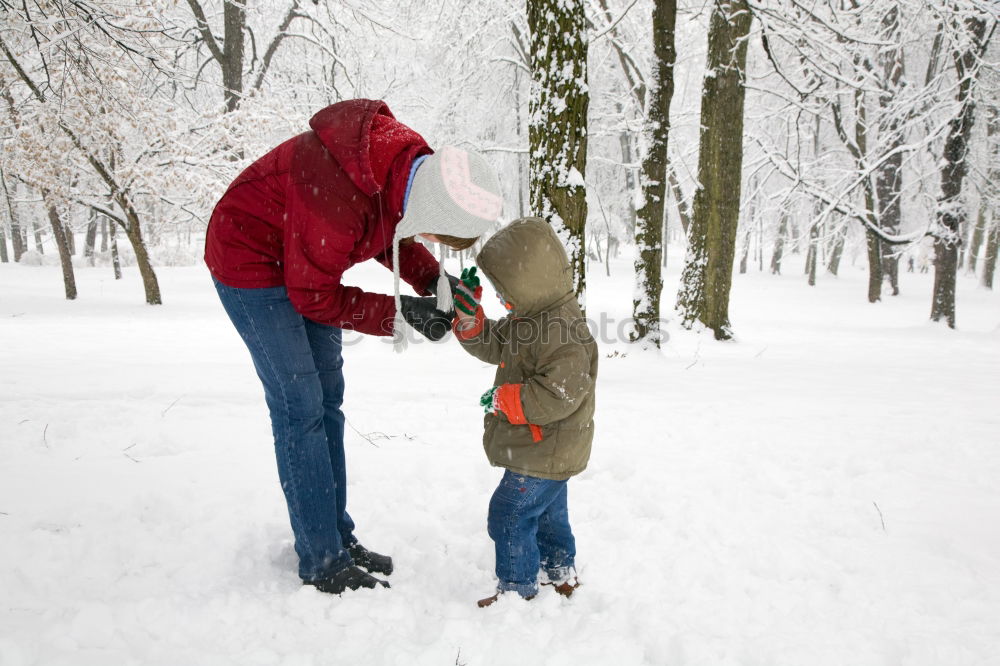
[391,146,503,350]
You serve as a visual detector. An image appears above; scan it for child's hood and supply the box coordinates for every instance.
[475,217,575,317]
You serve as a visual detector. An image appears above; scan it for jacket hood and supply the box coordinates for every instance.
[476,217,575,317]
[308,99,427,198]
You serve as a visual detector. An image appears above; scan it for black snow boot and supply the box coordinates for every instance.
[304,564,389,595]
[347,543,393,576]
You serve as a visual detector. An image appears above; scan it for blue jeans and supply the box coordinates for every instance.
[487,470,576,598]
[213,279,355,581]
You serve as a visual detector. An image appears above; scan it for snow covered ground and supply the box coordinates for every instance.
[1,250,999,666]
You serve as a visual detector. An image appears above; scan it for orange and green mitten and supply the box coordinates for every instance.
[480,386,498,414]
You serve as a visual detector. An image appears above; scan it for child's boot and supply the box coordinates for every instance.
[544,578,580,597]
[477,592,501,608]
[542,567,580,597]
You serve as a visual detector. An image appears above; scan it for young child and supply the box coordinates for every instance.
[451,217,598,607]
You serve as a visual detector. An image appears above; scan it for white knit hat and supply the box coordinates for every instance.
[392,146,503,349]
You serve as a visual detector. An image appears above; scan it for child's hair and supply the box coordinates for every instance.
[435,234,478,251]
[402,235,478,251]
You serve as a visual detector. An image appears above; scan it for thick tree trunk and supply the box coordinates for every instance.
[675,0,751,339]
[527,0,589,309]
[221,0,246,113]
[931,17,990,328]
[45,202,77,300]
[631,0,677,347]
[0,227,8,263]
[514,65,527,219]
[187,0,247,112]
[93,149,160,301]
[120,206,161,305]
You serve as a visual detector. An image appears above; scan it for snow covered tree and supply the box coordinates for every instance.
[0,2,181,303]
[930,11,994,328]
[631,0,677,348]
[186,0,249,113]
[184,0,330,113]
[0,70,76,297]
[817,1,914,303]
[875,5,905,297]
[745,0,997,321]
[527,0,590,308]
[45,202,78,300]
[676,0,752,340]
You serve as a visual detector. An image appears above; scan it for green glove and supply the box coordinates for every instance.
[460,266,480,290]
[454,267,483,316]
[480,386,498,414]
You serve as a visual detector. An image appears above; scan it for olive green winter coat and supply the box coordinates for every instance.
[457,217,597,481]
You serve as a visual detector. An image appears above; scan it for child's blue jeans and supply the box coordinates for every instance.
[213,279,356,582]
[487,469,576,598]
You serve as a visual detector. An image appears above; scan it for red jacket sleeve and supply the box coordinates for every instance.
[375,241,441,296]
[282,183,396,336]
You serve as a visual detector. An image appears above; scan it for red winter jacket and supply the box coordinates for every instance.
[205,99,440,336]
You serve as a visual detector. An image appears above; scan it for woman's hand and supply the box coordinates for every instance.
[399,296,452,341]
[424,271,462,297]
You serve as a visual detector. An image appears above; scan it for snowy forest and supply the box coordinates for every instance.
[2,0,998,331]
[2,1,1000,665]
